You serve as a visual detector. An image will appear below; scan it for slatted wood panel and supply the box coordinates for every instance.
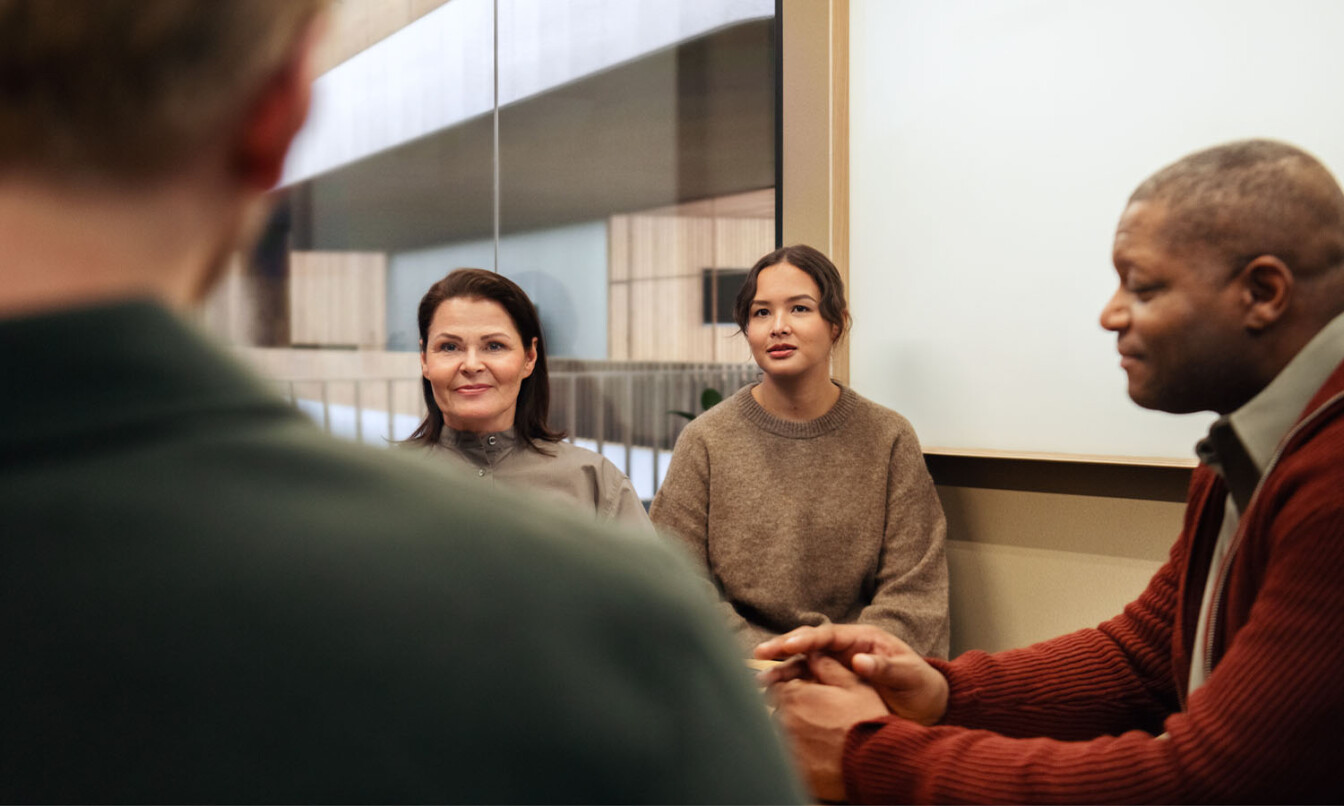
[609,190,774,363]
[197,255,253,344]
[289,251,388,348]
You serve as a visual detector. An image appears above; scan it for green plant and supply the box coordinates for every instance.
[670,387,723,421]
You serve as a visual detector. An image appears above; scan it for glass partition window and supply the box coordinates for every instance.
[200,0,778,498]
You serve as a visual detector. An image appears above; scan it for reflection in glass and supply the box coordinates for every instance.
[199,0,778,499]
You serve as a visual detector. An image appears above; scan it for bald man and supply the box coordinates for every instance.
[756,140,1344,804]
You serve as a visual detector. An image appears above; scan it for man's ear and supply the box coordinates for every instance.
[232,18,324,190]
[1239,255,1293,332]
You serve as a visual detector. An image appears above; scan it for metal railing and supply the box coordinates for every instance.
[275,360,760,498]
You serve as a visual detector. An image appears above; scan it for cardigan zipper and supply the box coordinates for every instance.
[1201,389,1344,679]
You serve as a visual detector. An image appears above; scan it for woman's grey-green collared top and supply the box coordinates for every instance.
[433,428,654,533]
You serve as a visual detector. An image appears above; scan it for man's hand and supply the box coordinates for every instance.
[756,623,908,666]
[768,654,889,803]
[756,624,949,726]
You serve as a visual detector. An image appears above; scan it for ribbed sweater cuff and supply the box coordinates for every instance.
[843,717,920,804]
[928,654,983,725]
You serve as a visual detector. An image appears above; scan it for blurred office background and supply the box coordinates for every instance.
[199,0,778,500]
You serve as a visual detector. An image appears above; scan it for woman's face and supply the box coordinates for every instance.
[745,262,839,382]
[420,296,537,434]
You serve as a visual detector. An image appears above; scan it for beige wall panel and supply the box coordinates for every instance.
[781,0,848,382]
[715,217,775,268]
[828,0,849,386]
[681,217,716,279]
[198,255,255,345]
[669,275,695,360]
[780,0,832,252]
[712,188,776,220]
[948,540,1162,656]
[609,209,773,362]
[288,259,312,345]
[290,251,388,348]
[668,275,700,362]
[933,467,1184,656]
[628,275,654,359]
[936,485,1180,563]
[321,254,342,344]
[358,254,388,347]
[627,216,660,281]
[609,282,630,361]
[609,215,631,282]
[665,217,693,281]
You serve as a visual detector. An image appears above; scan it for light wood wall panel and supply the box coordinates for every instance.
[947,540,1163,655]
[289,251,388,348]
[609,191,772,364]
[198,255,254,344]
[781,0,848,383]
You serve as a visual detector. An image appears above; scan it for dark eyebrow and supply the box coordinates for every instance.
[751,294,819,306]
[431,331,514,341]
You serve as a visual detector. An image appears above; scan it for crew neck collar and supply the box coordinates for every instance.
[734,382,857,439]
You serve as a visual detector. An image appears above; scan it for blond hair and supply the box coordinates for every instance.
[0,0,328,184]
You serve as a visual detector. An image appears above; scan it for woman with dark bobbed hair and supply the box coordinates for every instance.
[408,268,651,531]
[651,245,949,655]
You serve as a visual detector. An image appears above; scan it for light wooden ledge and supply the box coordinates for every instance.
[923,447,1199,470]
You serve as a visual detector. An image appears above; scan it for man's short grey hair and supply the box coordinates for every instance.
[1129,139,1344,286]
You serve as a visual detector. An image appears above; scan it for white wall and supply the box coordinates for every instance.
[848,0,1344,460]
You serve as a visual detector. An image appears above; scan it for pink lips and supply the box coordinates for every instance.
[766,343,797,359]
[453,384,492,395]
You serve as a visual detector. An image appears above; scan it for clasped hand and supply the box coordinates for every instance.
[753,624,950,802]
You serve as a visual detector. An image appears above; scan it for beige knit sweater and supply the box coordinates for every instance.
[650,383,949,657]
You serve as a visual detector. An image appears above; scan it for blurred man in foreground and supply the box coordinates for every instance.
[757,139,1344,804]
[0,2,800,802]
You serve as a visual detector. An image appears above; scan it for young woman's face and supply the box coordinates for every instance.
[745,262,839,382]
[420,296,537,434]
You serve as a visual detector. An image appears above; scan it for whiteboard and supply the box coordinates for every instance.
[848,0,1344,460]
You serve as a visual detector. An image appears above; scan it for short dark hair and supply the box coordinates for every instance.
[733,244,850,341]
[1129,139,1344,286]
[407,269,565,451]
[0,0,327,183]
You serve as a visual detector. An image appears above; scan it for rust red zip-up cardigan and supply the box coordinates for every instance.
[842,357,1344,804]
